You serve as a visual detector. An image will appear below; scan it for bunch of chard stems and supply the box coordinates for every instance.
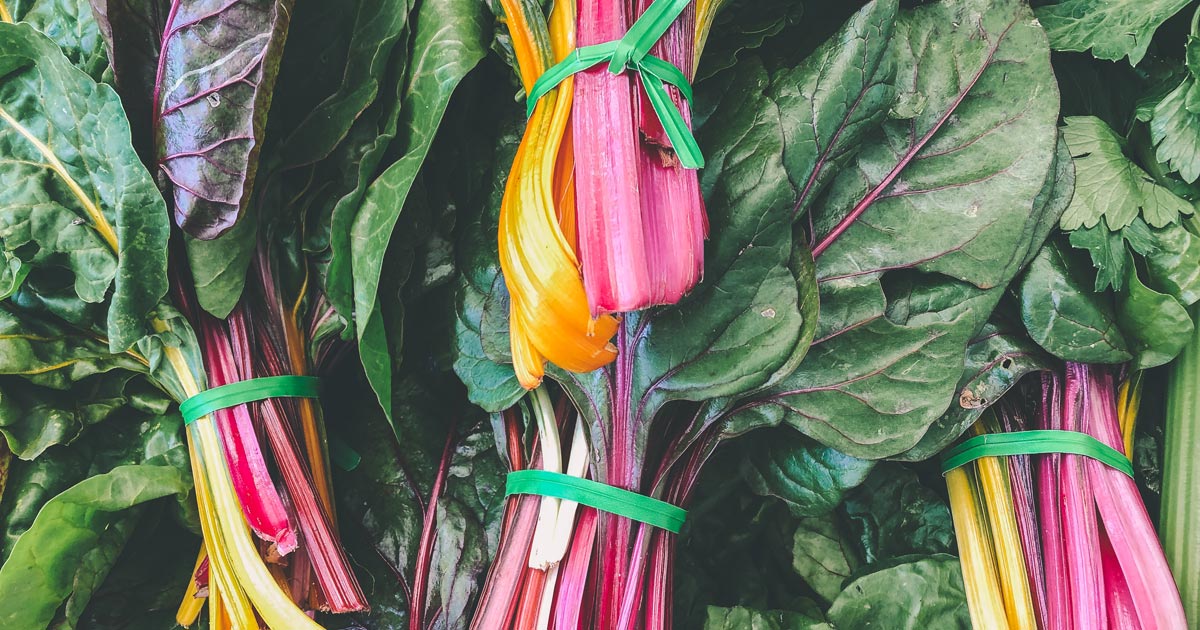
[170,246,367,628]
[479,0,725,627]
[947,365,1185,629]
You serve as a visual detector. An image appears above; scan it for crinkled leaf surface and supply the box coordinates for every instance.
[1034,0,1191,65]
[0,23,169,352]
[840,464,956,566]
[704,605,829,630]
[153,0,294,238]
[5,0,106,78]
[740,428,874,518]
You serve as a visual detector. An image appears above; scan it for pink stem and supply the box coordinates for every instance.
[1061,364,1105,627]
[1037,373,1071,630]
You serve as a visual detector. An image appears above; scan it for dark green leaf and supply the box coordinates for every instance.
[789,517,857,603]
[0,464,188,629]
[1117,264,1194,369]
[6,0,106,78]
[695,0,805,81]
[340,0,488,420]
[841,464,955,566]
[1018,239,1133,363]
[740,429,874,518]
[704,605,829,630]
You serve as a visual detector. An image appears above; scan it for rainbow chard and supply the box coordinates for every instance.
[460,0,1064,625]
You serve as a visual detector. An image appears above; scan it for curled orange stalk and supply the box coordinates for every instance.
[498,0,618,388]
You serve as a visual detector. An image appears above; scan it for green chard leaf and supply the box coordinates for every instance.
[328,365,505,630]
[1018,238,1132,363]
[1034,0,1192,65]
[3,0,107,79]
[0,22,169,352]
[724,0,1063,458]
[1150,74,1200,184]
[0,464,188,630]
[739,429,874,518]
[1117,263,1194,369]
[338,0,488,421]
[1060,115,1194,230]
[840,464,956,566]
[704,605,829,630]
[789,516,858,603]
[825,556,970,628]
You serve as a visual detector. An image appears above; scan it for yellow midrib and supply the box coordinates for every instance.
[0,2,12,23]
[0,105,120,253]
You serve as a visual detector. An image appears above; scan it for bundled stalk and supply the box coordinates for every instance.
[944,365,1186,630]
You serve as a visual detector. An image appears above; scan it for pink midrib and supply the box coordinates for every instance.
[811,20,1017,259]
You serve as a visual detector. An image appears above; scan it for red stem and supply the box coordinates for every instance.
[410,419,459,630]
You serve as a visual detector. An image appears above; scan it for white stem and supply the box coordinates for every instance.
[546,417,589,563]
[528,387,562,570]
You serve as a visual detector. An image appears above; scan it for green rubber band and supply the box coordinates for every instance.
[180,376,321,426]
[523,0,704,169]
[940,430,1134,478]
[505,469,687,533]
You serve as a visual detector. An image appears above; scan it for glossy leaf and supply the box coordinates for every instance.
[1117,264,1194,369]
[339,0,488,419]
[740,429,874,518]
[0,464,187,629]
[722,0,1062,458]
[5,0,106,78]
[153,0,295,238]
[1018,239,1133,363]
[825,556,971,628]
[0,23,170,352]
[704,605,829,630]
[841,464,956,566]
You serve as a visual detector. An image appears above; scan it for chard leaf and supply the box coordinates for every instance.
[695,0,805,81]
[340,0,488,420]
[740,429,874,518]
[825,556,970,628]
[789,516,857,603]
[1060,115,1193,230]
[153,0,294,239]
[1142,218,1200,304]
[704,605,829,630]
[894,313,1054,461]
[841,464,955,566]
[726,0,1062,458]
[87,0,169,158]
[1117,264,1194,369]
[330,367,505,630]
[1018,239,1132,363]
[1034,0,1192,65]
[3,0,106,78]
[0,23,169,352]
[0,464,188,630]
[1068,219,1135,291]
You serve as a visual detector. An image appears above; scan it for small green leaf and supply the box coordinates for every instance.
[740,429,874,518]
[1034,0,1192,65]
[841,464,956,565]
[1117,265,1194,369]
[1151,78,1200,184]
[1061,116,1193,229]
[1018,239,1132,363]
[790,517,857,603]
[704,605,829,630]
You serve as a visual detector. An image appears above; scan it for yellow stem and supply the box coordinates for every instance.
[0,106,120,253]
[0,2,11,23]
[947,465,1009,630]
[174,548,207,627]
[187,436,255,630]
[1118,371,1143,460]
[975,448,1037,627]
